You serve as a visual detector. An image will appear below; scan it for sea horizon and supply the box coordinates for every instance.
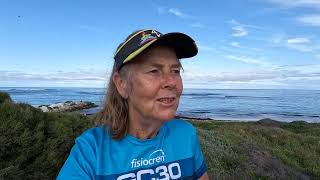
[1,86,320,90]
[1,87,319,123]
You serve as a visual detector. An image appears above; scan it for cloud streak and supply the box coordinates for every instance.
[229,19,252,37]
[230,42,241,48]
[191,22,205,28]
[0,69,108,82]
[181,64,320,89]
[271,34,317,53]
[232,26,248,37]
[286,37,314,52]
[2,64,320,89]
[297,14,320,26]
[269,0,320,8]
[224,55,270,66]
[157,7,193,19]
[168,8,184,17]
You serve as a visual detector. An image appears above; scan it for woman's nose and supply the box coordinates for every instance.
[161,73,176,89]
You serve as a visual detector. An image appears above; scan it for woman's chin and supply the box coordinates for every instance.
[156,111,177,122]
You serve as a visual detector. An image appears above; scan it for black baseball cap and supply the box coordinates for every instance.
[114,29,198,70]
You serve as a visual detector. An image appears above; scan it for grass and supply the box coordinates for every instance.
[1,91,319,179]
[191,120,320,179]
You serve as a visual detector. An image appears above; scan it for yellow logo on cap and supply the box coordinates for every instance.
[140,30,161,45]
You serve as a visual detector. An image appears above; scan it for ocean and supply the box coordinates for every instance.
[1,87,319,122]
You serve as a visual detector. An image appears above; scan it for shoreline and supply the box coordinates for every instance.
[82,112,319,124]
[2,87,320,123]
[2,88,319,123]
[77,107,320,123]
[60,109,320,123]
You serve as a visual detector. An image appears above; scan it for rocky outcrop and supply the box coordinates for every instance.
[38,101,98,112]
[256,118,285,127]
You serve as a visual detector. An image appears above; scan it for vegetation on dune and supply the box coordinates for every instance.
[1,91,320,179]
[192,120,320,179]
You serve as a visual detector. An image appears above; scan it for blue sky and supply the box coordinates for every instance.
[1,0,320,89]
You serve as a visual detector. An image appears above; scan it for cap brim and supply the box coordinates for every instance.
[154,32,198,59]
[119,32,198,69]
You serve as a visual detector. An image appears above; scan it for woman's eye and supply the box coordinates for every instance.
[149,69,159,74]
[172,69,181,74]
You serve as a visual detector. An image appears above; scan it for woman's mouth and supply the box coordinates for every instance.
[157,97,176,105]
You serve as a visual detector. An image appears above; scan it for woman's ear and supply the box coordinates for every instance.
[113,72,129,99]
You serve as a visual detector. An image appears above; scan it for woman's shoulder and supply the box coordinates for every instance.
[75,126,110,145]
[165,118,197,135]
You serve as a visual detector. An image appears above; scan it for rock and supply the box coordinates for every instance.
[39,105,49,112]
[290,120,308,125]
[38,101,98,113]
[256,118,285,127]
[175,115,214,121]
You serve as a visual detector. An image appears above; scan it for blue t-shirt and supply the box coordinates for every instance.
[57,119,207,179]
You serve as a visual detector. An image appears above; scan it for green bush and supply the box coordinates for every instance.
[192,120,320,179]
[0,92,12,104]
[0,92,92,179]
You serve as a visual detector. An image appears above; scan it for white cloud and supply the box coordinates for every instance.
[287,37,311,44]
[168,8,184,17]
[191,22,205,28]
[286,37,314,52]
[288,44,313,52]
[183,71,278,83]
[230,42,241,48]
[271,34,317,53]
[276,64,320,74]
[269,0,320,8]
[229,19,249,37]
[3,64,320,89]
[0,69,108,82]
[287,44,314,52]
[181,63,320,89]
[232,26,248,37]
[224,55,270,66]
[297,14,320,26]
[221,43,261,53]
[157,7,193,19]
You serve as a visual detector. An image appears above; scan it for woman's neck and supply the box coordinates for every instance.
[128,115,163,140]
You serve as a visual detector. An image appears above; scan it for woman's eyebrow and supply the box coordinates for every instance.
[171,64,182,68]
[146,63,181,68]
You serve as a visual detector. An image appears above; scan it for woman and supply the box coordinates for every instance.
[57,29,209,179]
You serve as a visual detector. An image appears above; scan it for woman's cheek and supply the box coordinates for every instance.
[176,76,183,94]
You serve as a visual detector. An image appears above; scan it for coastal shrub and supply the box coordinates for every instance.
[0,92,92,179]
[193,120,320,179]
[281,121,320,137]
[0,92,12,104]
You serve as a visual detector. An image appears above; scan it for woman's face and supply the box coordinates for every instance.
[126,46,183,123]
